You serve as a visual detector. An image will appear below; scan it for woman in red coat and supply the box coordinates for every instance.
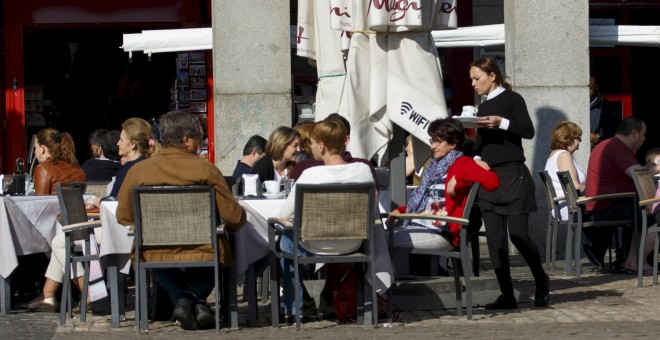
[391,118,499,252]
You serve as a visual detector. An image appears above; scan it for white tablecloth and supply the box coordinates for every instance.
[99,201,134,274]
[0,196,61,278]
[234,199,284,281]
[236,198,393,294]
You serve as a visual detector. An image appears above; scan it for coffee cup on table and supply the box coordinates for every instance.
[262,180,281,194]
[461,105,478,117]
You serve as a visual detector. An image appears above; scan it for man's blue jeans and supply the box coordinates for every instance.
[279,231,306,315]
[151,267,215,304]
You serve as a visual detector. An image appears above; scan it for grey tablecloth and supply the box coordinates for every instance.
[0,196,60,278]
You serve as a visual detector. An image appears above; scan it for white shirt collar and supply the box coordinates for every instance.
[486,86,505,101]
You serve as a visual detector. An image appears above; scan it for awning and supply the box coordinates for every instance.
[121,26,299,55]
[121,28,212,55]
[121,24,660,55]
[432,24,660,48]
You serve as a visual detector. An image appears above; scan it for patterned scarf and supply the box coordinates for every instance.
[406,149,463,213]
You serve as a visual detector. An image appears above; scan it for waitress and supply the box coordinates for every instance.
[470,57,549,309]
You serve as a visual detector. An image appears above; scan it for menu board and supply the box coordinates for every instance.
[174,52,207,113]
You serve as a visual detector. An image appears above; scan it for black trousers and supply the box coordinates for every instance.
[483,212,546,298]
[583,199,636,267]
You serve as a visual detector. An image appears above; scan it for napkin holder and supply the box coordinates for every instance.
[241,174,262,197]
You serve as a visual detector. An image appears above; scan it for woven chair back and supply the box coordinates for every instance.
[539,171,559,210]
[56,182,88,225]
[632,169,656,202]
[557,171,580,214]
[298,184,373,242]
[135,187,214,247]
[84,181,110,198]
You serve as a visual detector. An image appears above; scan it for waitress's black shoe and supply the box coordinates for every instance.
[484,295,518,310]
[534,273,550,307]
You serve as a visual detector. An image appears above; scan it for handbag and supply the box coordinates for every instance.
[332,268,394,323]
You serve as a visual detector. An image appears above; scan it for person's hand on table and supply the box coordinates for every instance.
[476,115,502,129]
[85,197,101,209]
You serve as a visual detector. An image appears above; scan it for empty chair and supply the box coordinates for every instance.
[56,182,101,326]
[538,170,568,269]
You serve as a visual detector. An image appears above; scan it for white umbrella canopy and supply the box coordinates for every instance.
[330,0,457,160]
[296,0,348,120]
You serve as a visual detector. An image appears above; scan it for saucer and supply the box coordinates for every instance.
[454,116,484,128]
[263,192,285,199]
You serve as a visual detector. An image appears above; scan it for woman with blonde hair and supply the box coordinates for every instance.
[249,126,300,182]
[23,119,158,312]
[544,121,586,220]
[32,128,86,195]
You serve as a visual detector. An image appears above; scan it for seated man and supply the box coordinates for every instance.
[585,116,660,272]
[232,134,267,177]
[116,111,246,330]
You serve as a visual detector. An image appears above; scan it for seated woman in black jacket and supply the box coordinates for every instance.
[248,126,300,182]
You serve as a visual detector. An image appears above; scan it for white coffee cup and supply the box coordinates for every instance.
[262,180,281,194]
[462,105,478,117]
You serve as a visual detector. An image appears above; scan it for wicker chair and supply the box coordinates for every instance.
[538,170,568,269]
[132,185,221,333]
[267,182,378,331]
[388,182,480,321]
[557,171,636,277]
[56,182,101,326]
[631,169,660,286]
[84,180,111,199]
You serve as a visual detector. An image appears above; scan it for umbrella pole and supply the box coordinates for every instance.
[388,125,407,210]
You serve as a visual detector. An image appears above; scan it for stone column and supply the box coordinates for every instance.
[212,1,291,174]
[504,1,590,256]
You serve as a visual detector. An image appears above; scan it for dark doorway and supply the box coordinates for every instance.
[23,27,175,162]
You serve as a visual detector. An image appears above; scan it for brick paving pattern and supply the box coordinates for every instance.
[3,256,660,339]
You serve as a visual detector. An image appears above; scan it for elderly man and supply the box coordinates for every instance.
[117,111,246,330]
[584,116,660,271]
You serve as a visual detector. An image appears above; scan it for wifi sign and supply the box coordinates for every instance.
[401,101,413,115]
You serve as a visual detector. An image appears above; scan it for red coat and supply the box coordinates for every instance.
[444,156,499,247]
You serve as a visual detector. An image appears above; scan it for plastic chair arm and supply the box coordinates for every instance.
[62,220,102,232]
[389,211,469,225]
[576,192,636,205]
[639,197,660,207]
[267,217,293,232]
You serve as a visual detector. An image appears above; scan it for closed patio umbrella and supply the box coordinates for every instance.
[329,0,457,160]
[296,0,349,120]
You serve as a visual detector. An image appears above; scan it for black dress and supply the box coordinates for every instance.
[473,90,536,215]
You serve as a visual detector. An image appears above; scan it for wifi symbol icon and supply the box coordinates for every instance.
[400,101,413,115]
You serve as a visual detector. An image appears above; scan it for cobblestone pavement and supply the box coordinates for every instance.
[3,256,660,339]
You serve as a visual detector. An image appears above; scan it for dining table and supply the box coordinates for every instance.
[98,200,133,328]
[0,195,62,314]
